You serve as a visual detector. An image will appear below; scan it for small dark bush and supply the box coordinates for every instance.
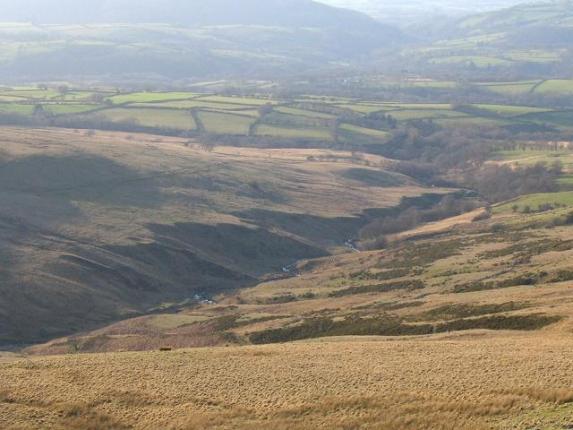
[330,280,425,298]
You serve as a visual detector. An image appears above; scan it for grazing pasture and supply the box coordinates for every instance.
[97,107,197,130]
[109,92,201,104]
[534,80,573,94]
[256,124,333,140]
[198,111,256,135]
[0,85,571,140]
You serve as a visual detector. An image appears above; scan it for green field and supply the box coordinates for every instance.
[0,95,32,101]
[473,104,552,117]
[0,84,569,142]
[199,95,278,106]
[478,81,540,95]
[198,111,256,135]
[523,111,573,129]
[0,88,62,99]
[534,80,573,95]
[385,103,453,110]
[340,123,389,139]
[335,103,387,114]
[131,100,256,111]
[494,149,573,176]
[209,108,261,118]
[507,50,563,64]
[256,124,332,140]
[495,191,573,213]
[43,104,101,115]
[97,107,196,130]
[558,176,573,189]
[388,109,467,121]
[109,92,200,104]
[275,106,336,119]
[407,80,458,89]
[436,116,510,127]
[0,103,35,115]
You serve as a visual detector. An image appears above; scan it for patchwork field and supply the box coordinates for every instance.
[1,86,572,145]
[98,108,197,130]
[2,1,573,428]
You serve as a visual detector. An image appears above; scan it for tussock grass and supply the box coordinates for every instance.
[58,404,130,430]
[0,390,14,404]
[4,334,573,429]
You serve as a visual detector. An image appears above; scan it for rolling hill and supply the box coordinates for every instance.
[453,0,573,46]
[27,184,573,354]
[410,1,573,72]
[0,0,383,29]
[5,151,573,429]
[0,0,402,81]
[0,127,436,346]
[318,0,526,24]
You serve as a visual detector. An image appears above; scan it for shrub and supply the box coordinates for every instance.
[329,280,425,298]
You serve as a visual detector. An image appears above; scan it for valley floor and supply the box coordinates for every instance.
[2,331,573,429]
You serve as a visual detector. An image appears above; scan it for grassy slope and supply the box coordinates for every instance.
[411,1,573,70]
[11,196,573,430]
[6,196,573,428]
[2,115,573,430]
[29,186,573,353]
[0,127,433,345]
[2,334,573,429]
[97,108,197,130]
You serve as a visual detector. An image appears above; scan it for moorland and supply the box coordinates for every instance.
[0,1,573,429]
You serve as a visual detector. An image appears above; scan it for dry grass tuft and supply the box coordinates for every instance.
[0,390,15,404]
[509,388,573,405]
[58,403,130,430]
[5,335,573,429]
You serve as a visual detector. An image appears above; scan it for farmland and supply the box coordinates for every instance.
[2,1,573,429]
[0,84,571,351]
[405,1,573,74]
[1,85,573,146]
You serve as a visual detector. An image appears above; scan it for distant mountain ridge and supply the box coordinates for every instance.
[402,0,573,74]
[317,0,527,24]
[0,0,384,30]
[454,0,573,45]
[0,0,403,80]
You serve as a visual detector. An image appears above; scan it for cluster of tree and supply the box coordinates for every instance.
[381,122,502,168]
[0,111,198,138]
[344,111,397,131]
[200,133,335,149]
[359,194,482,247]
[263,112,335,129]
[276,74,573,110]
[512,202,569,214]
[466,161,562,203]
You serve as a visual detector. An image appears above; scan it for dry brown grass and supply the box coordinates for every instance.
[506,388,573,405]
[388,207,488,242]
[26,205,573,355]
[3,333,573,429]
[0,126,441,345]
